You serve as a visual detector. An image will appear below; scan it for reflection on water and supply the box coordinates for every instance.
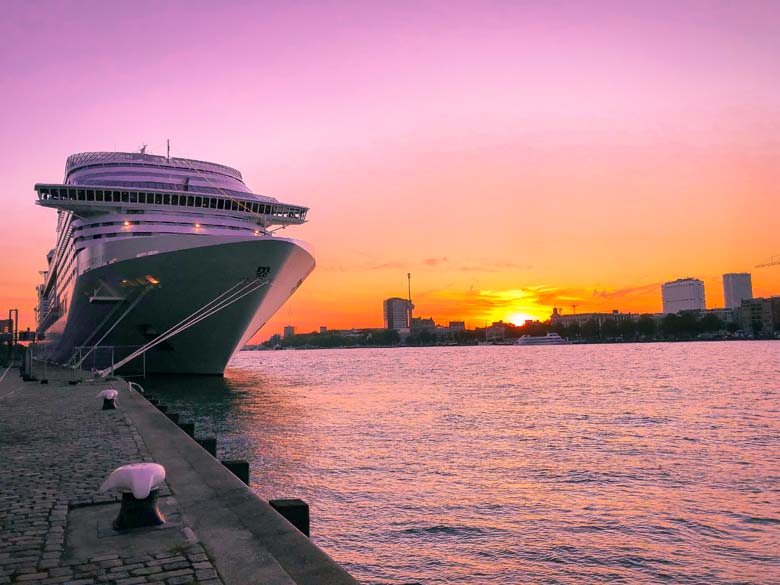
[144,342,780,584]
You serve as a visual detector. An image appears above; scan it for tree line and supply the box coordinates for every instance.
[256,311,755,350]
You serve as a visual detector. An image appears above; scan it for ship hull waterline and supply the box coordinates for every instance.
[40,237,315,375]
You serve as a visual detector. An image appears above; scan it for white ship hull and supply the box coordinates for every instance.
[41,234,314,374]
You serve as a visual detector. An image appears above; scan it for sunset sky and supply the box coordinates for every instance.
[1,1,779,339]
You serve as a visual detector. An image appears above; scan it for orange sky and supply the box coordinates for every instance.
[1,2,779,340]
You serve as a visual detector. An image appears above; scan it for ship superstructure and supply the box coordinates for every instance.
[35,151,315,374]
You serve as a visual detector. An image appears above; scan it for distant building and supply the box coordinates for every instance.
[411,317,436,334]
[383,297,413,330]
[550,308,637,327]
[486,321,506,341]
[738,297,780,336]
[283,325,295,339]
[319,326,328,334]
[448,321,465,332]
[662,278,705,314]
[699,308,735,324]
[0,319,12,342]
[723,273,752,309]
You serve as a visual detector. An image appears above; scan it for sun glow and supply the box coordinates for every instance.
[507,312,540,325]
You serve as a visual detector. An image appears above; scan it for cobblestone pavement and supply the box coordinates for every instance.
[0,367,224,585]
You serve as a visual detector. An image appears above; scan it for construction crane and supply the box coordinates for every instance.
[755,255,780,268]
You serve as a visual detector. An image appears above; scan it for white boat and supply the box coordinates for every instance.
[515,332,567,346]
[34,150,315,374]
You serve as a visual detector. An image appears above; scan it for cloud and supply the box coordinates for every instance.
[591,282,661,299]
[366,261,407,271]
[423,257,449,267]
[417,280,662,324]
[319,256,533,274]
[456,260,533,273]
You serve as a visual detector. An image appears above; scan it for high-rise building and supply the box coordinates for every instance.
[662,278,705,314]
[383,297,412,330]
[283,325,295,339]
[723,273,753,309]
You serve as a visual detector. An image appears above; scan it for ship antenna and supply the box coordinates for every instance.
[166,139,170,161]
[139,144,147,154]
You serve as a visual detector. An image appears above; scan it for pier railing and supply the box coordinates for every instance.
[70,345,147,378]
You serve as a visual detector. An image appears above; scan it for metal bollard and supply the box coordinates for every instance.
[99,463,166,531]
[197,437,217,457]
[269,499,310,537]
[222,460,250,485]
[114,490,165,531]
[97,389,119,410]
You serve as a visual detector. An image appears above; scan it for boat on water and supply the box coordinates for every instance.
[515,332,568,346]
[34,150,315,374]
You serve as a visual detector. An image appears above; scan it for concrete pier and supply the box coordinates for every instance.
[0,364,358,585]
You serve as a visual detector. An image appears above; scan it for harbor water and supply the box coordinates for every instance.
[144,342,780,584]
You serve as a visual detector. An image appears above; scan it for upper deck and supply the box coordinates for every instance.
[65,151,244,182]
[37,150,309,226]
[34,184,308,225]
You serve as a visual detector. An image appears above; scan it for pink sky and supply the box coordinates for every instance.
[1,1,779,338]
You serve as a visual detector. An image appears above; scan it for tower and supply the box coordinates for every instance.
[722,273,752,309]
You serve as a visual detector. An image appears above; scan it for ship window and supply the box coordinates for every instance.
[77,190,86,201]
[171,194,178,205]
[129,192,138,203]
[194,196,202,207]
[217,199,224,210]
[164,194,171,205]
[97,190,104,201]
[122,192,129,202]
[186,196,194,207]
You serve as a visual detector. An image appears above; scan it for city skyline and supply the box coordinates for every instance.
[214,265,779,342]
[2,1,780,339]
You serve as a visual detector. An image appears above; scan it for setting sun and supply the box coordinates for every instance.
[507,312,540,325]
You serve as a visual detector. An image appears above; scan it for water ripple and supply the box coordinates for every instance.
[146,341,780,584]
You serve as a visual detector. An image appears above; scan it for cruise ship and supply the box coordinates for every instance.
[34,150,315,375]
[515,332,567,346]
